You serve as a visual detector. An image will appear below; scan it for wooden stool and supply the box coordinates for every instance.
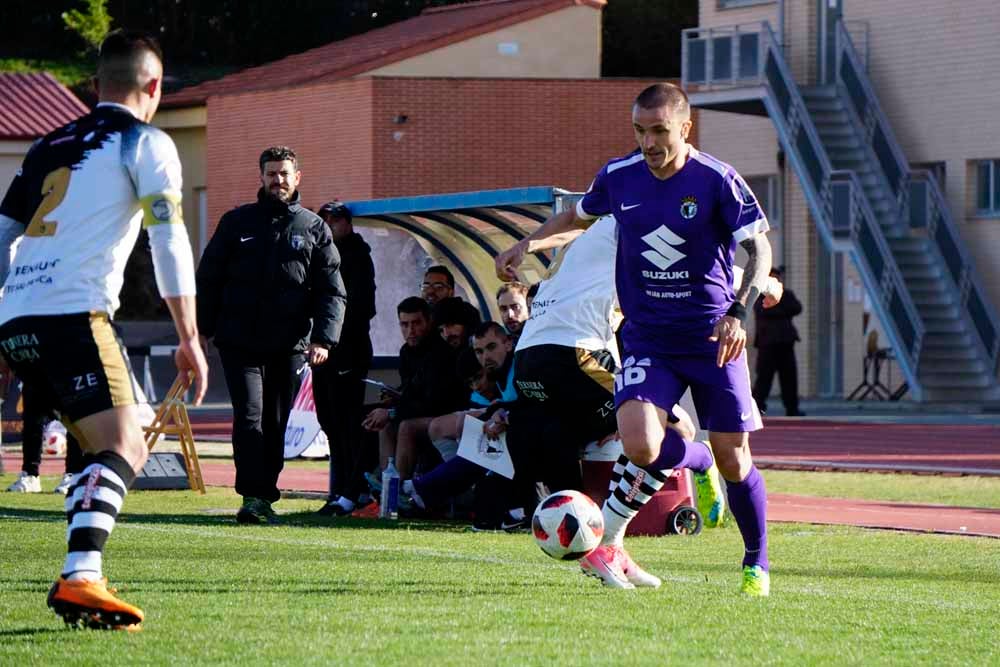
[143,371,205,494]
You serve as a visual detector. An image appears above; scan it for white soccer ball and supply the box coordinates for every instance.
[531,490,604,560]
[43,430,67,457]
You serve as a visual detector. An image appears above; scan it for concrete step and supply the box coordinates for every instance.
[888,237,932,253]
[919,372,996,389]
[921,317,967,334]
[817,125,855,138]
[810,111,850,126]
[921,386,1000,402]
[918,357,989,375]
[899,263,943,280]
[911,291,956,307]
[820,135,860,150]
[919,345,981,362]
[914,302,961,319]
[921,331,973,348]
[906,277,949,294]
[828,149,866,164]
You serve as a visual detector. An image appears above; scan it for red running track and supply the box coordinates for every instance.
[750,420,1000,475]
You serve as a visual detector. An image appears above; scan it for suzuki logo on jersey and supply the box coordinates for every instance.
[640,225,686,271]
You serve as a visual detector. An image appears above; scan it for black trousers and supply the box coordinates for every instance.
[753,343,800,414]
[19,381,84,477]
[219,347,305,503]
[312,363,370,502]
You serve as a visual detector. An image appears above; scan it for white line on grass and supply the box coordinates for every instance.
[0,513,709,588]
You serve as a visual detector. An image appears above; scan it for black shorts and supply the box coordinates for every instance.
[512,344,617,444]
[0,313,140,423]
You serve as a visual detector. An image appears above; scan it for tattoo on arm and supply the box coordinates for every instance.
[736,235,773,307]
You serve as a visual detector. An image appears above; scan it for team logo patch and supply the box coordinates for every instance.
[151,198,175,222]
[680,196,698,219]
[290,234,306,250]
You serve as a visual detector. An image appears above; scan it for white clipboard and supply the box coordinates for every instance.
[456,415,515,479]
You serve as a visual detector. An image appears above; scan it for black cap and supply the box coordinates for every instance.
[318,201,352,222]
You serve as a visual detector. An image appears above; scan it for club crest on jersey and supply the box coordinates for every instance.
[290,234,306,250]
[151,198,175,222]
[680,196,698,219]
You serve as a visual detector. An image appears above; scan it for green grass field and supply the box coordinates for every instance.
[1,472,998,665]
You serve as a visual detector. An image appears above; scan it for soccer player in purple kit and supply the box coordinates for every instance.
[497,82,773,595]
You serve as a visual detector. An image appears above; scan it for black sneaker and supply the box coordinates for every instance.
[501,511,529,533]
[316,498,353,517]
[236,497,278,524]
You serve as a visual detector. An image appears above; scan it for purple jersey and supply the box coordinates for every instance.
[577,148,768,356]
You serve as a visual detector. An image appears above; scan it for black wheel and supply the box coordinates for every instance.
[668,505,703,536]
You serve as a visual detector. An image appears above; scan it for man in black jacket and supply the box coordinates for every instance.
[752,267,804,416]
[197,146,346,524]
[313,201,377,517]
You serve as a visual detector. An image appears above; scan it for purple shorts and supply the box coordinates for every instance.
[613,350,762,433]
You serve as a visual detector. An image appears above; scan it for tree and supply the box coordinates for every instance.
[62,0,113,53]
[602,0,698,78]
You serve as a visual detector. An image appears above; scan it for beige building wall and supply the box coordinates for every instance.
[0,141,34,198]
[367,6,601,78]
[696,0,1000,397]
[155,107,208,255]
[697,0,823,398]
[846,0,1000,314]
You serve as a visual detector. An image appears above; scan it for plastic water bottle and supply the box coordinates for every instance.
[380,457,400,519]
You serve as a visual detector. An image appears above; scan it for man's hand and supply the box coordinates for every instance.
[362,407,391,432]
[483,408,508,441]
[597,431,620,448]
[175,336,209,405]
[708,315,747,368]
[307,343,329,366]
[762,276,784,308]
[494,240,528,281]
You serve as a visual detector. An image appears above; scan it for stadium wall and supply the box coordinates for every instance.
[367,5,601,79]
[203,76,687,234]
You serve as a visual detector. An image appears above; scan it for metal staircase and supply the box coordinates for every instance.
[682,20,1000,402]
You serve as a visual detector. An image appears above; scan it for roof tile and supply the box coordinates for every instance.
[0,73,89,140]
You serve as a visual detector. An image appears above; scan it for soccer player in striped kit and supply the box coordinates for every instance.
[0,31,208,628]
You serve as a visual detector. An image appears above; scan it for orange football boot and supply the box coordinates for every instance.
[47,577,144,630]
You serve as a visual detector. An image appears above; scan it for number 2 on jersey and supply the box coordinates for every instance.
[25,167,70,237]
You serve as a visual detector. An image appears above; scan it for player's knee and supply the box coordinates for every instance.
[619,429,660,467]
[711,438,752,482]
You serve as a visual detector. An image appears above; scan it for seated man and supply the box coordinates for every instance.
[423,322,516,467]
[433,296,482,349]
[421,265,456,306]
[496,281,530,343]
[362,297,435,473]
[376,298,474,482]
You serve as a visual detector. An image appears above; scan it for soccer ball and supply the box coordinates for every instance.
[43,430,67,457]
[531,490,604,560]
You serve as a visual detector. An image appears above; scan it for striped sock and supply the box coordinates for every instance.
[607,454,629,494]
[600,461,668,546]
[62,451,136,581]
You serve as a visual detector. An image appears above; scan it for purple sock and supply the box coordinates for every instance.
[413,457,485,508]
[725,465,769,570]
[645,431,713,473]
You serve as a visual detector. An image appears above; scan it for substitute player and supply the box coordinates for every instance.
[497,82,773,596]
[0,31,208,628]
